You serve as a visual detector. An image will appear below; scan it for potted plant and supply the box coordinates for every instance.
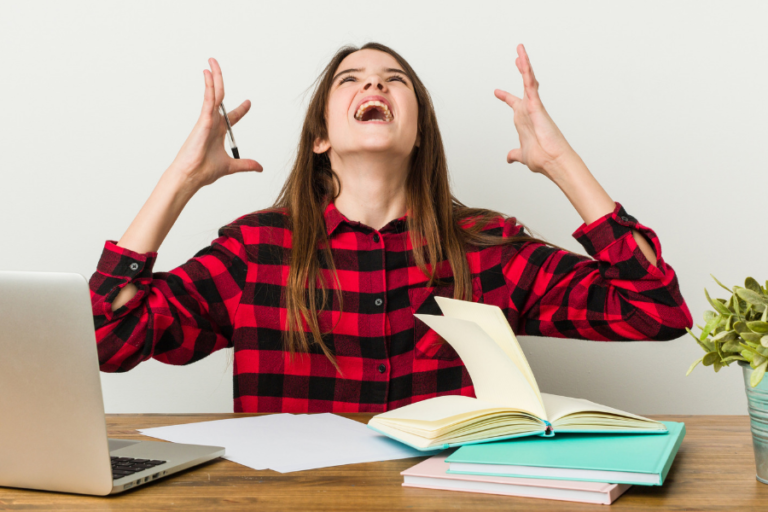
[686,275,768,484]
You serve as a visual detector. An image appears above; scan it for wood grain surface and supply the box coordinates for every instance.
[0,414,766,511]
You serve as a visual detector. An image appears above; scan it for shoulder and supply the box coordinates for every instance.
[455,209,527,238]
[218,207,291,242]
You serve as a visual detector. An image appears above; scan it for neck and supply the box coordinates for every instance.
[330,151,410,231]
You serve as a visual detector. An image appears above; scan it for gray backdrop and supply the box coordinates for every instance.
[1,0,765,414]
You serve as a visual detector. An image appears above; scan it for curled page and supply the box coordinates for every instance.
[434,297,543,408]
[414,313,547,421]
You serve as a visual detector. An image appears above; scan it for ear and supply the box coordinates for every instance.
[314,136,331,154]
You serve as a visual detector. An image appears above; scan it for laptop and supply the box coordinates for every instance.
[0,271,225,495]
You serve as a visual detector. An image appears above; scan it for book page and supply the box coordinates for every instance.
[373,395,504,424]
[414,313,547,420]
[541,393,665,428]
[435,297,543,407]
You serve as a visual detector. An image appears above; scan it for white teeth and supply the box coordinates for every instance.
[354,100,393,121]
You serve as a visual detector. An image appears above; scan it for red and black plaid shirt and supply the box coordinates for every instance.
[90,201,693,413]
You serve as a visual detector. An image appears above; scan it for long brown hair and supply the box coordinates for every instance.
[230,42,573,369]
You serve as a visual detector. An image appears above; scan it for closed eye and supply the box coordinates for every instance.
[339,74,408,85]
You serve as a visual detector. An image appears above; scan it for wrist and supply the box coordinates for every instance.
[162,165,202,203]
[543,150,589,186]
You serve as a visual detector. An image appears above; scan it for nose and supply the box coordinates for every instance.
[363,75,386,91]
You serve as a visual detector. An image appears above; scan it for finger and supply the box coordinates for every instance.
[506,148,522,165]
[516,44,541,103]
[227,100,251,126]
[494,89,521,109]
[201,69,215,117]
[229,158,263,174]
[208,57,225,107]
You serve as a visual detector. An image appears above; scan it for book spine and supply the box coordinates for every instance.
[658,423,686,484]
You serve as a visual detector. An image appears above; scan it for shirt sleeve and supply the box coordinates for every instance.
[89,224,248,372]
[501,201,693,341]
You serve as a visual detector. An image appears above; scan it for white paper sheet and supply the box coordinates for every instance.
[138,413,431,473]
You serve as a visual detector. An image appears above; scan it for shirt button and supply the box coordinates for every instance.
[378,364,386,374]
[374,298,383,307]
[129,263,139,271]
[373,233,380,243]
[621,216,629,222]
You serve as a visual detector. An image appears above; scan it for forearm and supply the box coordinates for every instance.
[545,152,658,267]
[118,167,199,253]
[111,167,199,310]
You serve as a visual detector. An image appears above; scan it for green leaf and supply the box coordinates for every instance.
[711,274,734,294]
[742,350,755,362]
[734,293,741,318]
[685,327,714,352]
[753,354,767,367]
[741,332,764,343]
[714,361,723,372]
[739,342,762,355]
[762,335,768,348]
[750,361,768,388]
[736,288,768,307]
[747,321,768,333]
[703,352,719,366]
[722,355,748,363]
[705,288,733,315]
[733,321,749,334]
[763,305,768,323]
[711,330,738,343]
[745,277,762,294]
[704,310,717,323]
[701,316,721,341]
[686,356,704,376]
[723,339,742,352]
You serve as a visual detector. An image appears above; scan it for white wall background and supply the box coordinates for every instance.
[1,1,766,415]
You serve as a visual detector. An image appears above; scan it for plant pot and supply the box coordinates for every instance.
[739,360,768,484]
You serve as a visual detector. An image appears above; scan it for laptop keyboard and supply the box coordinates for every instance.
[111,456,167,480]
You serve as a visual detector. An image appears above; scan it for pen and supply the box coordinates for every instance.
[219,102,240,159]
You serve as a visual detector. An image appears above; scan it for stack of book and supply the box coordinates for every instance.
[366,297,685,504]
[401,422,685,504]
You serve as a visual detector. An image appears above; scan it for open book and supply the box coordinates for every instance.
[368,297,667,451]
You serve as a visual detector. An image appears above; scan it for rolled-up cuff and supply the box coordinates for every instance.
[96,240,158,279]
[572,201,651,256]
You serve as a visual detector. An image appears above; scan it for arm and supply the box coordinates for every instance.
[501,206,693,341]
[494,44,691,340]
[90,225,248,371]
[545,151,658,267]
[91,57,262,370]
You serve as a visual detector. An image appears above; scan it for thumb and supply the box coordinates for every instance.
[229,158,263,174]
[506,148,522,165]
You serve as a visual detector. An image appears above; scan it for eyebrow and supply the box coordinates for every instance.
[332,67,410,83]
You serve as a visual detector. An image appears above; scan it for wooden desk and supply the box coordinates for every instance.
[0,414,765,510]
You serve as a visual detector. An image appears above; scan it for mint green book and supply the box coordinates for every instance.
[368,297,668,451]
[445,421,685,486]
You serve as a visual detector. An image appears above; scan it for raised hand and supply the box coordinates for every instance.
[170,58,263,189]
[494,44,576,178]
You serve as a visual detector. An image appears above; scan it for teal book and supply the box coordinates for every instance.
[445,421,685,486]
[368,297,668,451]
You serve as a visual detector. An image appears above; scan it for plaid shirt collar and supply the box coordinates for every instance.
[323,201,409,237]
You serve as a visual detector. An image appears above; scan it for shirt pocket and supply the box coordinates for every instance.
[408,276,483,361]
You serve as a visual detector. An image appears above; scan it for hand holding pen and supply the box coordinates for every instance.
[169,57,262,191]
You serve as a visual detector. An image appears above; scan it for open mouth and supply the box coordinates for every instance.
[354,101,394,123]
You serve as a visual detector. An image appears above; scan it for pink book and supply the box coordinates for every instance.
[401,452,632,505]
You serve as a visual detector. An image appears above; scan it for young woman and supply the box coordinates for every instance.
[90,42,693,413]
